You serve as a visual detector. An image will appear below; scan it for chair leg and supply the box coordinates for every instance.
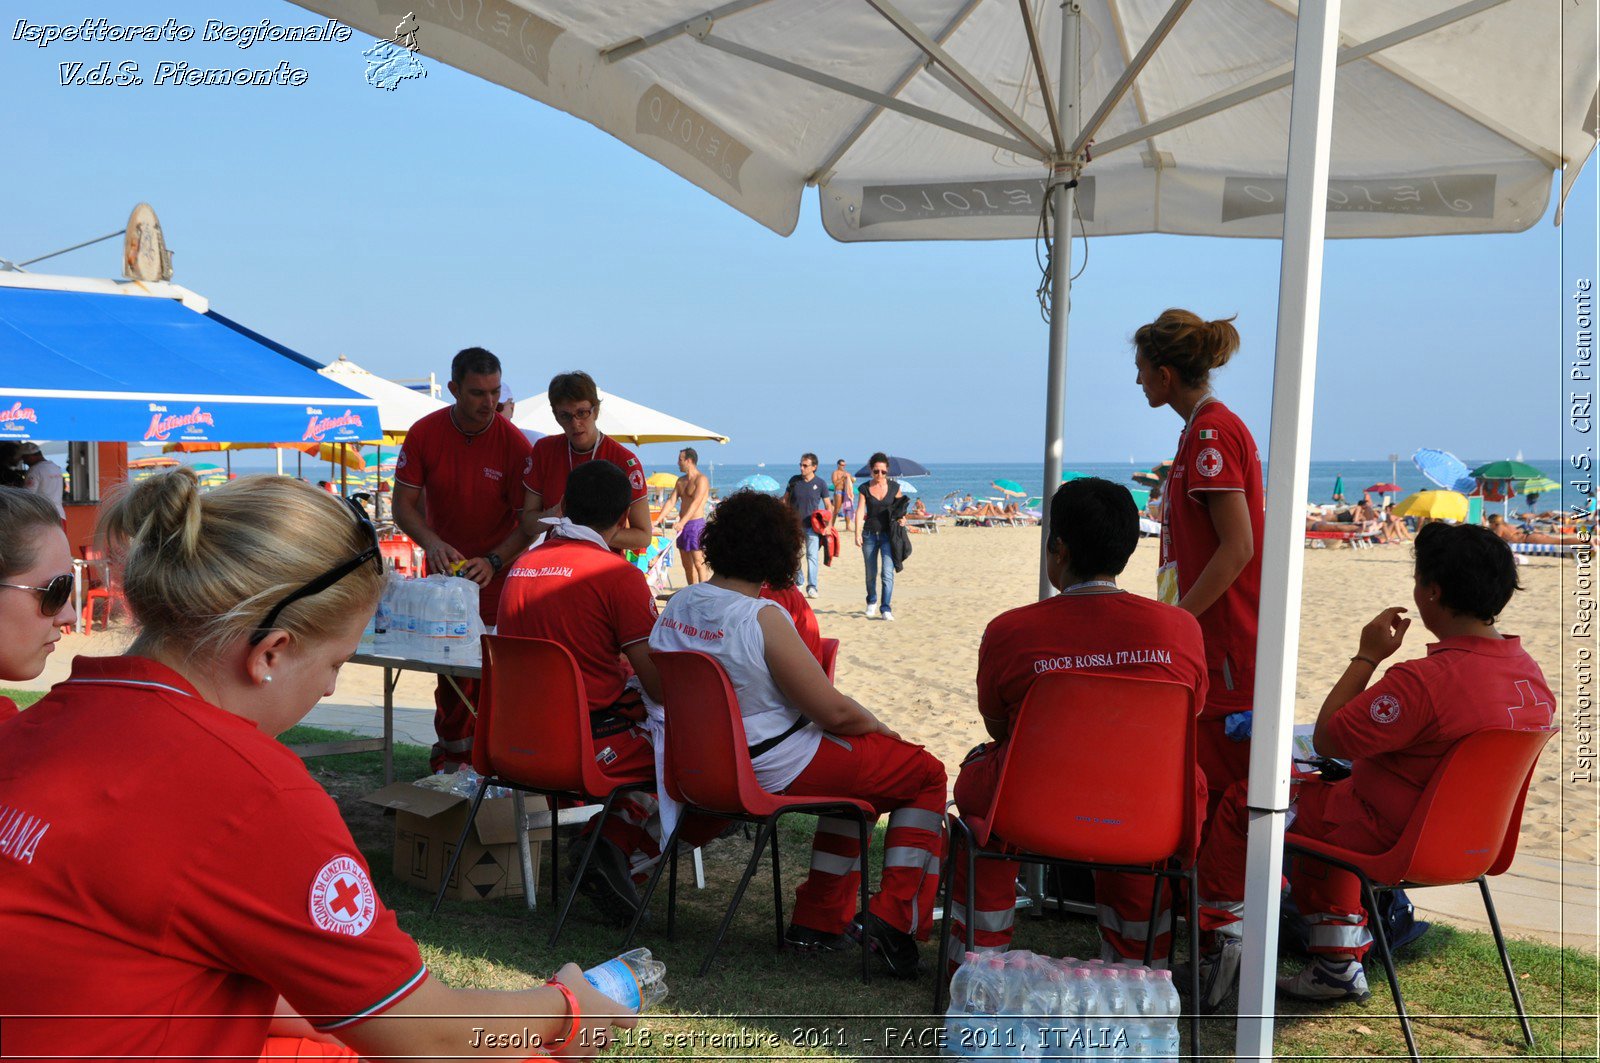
[626,817,684,950]
[667,834,681,938]
[1479,876,1536,1048]
[549,789,626,947]
[1186,868,1201,1060]
[933,824,960,1012]
[548,804,561,911]
[858,817,872,985]
[700,818,775,977]
[432,777,490,915]
[770,817,785,950]
[1143,874,1165,967]
[1362,878,1420,1063]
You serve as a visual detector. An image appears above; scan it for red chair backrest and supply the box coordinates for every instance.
[819,638,840,682]
[651,650,775,816]
[1385,726,1556,885]
[476,634,598,794]
[379,539,417,576]
[986,672,1196,866]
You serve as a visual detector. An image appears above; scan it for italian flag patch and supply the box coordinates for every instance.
[1198,429,1217,440]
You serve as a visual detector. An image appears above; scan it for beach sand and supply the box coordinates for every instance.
[26,525,1594,945]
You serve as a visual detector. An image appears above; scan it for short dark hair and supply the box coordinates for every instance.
[1049,478,1139,578]
[548,371,600,407]
[451,347,501,384]
[565,460,631,530]
[801,452,818,466]
[868,451,890,470]
[1414,522,1520,623]
[703,490,801,589]
[680,447,699,465]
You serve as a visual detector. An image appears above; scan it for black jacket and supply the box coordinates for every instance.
[889,495,913,571]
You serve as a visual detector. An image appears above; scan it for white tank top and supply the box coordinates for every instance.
[648,583,822,791]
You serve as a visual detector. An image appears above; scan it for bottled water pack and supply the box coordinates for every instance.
[371,573,483,663]
[944,950,1179,1060]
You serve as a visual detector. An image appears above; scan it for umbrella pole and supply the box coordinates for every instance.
[1036,3,1081,601]
[275,447,283,477]
[1236,1,1341,1059]
[340,444,348,498]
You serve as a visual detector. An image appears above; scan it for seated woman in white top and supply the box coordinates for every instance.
[650,489,946,978]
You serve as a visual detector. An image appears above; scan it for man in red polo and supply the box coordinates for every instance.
[394,348,533,771]
[521,371,653,553]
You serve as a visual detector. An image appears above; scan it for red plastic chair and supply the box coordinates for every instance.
[1284,726,1557,1063]
[78,547,123,634]
[624,650,877,979]
[378,537,423,577]
[935,672,1201,1055]
[819,637,840,681]
[432,635,655,946]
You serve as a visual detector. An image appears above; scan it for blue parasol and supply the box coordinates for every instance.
[734,473,781,493]
[854,456,930,478]
[1412,448,1477,493]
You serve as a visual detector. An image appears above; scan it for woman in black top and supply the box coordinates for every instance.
[853,452,904,620]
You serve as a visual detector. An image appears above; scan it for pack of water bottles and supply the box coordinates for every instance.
[362,572,484,664]
[944,950,1180,1060]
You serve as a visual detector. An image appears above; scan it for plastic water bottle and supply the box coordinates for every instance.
[1097,968,1130,1059]
[372,573,399,652]
[1065,966,1099,1060]
[582,948,668,1013]
[945,952,982,1058]
[439,577,475,658]
[946,952,1006,1058]
[419,575,449,657]
[1123,969,1156,1058]
[996,951,1036,1059]
[1149,970,1180,1063]
[1027,960,1071,1062]
[398,579,421,657]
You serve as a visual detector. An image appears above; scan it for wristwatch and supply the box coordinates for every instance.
[486,552,503,573]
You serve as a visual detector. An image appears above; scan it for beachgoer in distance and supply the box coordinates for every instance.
[522,371,653,553]
[1193,523,1554,1009]
[0,487,78,721]
[0,469,634,1061]
[1382,506,1411,544]
[497,460,724,924]
[831,458,855,529]
[1487,512,1580,546]
[911,498,928,517]
[659,447,710,584]
[784,452,832,599]
[855,452,904,620]
[946,479,1207,975]
[1135,308,1264,820]
[650,490,946,977]
[394,347,534,771]
[18,442,65,519]
[0,442,28,489]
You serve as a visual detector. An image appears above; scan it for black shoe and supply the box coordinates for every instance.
[785,923,856,953]
[848,911,921,978]
[572,837,642,927]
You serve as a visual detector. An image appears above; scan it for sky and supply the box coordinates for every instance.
[3,1,1595,466]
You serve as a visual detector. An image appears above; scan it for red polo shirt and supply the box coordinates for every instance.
[760,585,825,668]
[1321,635,1554,849]
[977,591,1209,731]
[0,656,426,1061]
[496,536,659,712]
[395,407,532,622]
[523,433,648,510]
[0,695,16,723]
[1157,400,1264,716]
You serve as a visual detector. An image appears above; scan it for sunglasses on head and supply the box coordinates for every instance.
[0,573,74,616]
[249,496,382,645]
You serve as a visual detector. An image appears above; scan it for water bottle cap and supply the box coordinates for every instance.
[1153,969,1174,981]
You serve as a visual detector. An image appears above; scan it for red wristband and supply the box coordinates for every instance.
[544,980,581,1051]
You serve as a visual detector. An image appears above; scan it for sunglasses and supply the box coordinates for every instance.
[0,573,74,616]
[249,496,382,645]
[553,405,597,424]
[871,469,889,476]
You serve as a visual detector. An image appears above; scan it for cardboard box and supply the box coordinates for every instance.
[364,782,553,902]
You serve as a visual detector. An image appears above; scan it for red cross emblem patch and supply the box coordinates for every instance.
[1196,447,1224,478]
[309,855,377,936]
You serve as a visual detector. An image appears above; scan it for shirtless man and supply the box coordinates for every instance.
[1487,512,1581,546]
[661,447,710,583]
[831,459,854,529]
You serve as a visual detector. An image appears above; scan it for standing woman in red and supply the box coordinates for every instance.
[0,487,78,720]
[0,470,632,1062]
[1135,309,1265,818]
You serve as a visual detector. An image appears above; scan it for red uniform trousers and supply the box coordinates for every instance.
[784,731,947,940]
[947,742,1207,971]
[1197,716,1250,826]
[587,723,725,879]
[430,677,479,773]
[1197,776,1373,960]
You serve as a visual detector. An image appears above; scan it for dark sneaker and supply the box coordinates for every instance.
[785,923,855,953]
[1277,958,1371,1003]
[1175,935,1242,1014]
[571,836,642,927]
[848,911,921,978]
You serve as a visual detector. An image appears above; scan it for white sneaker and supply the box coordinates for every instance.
[805,586,818,599]
[865,604,880,619]
[1277,957,1371,1003]
[881,610,895,622]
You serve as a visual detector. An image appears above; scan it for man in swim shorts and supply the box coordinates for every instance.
[664,447,710,583]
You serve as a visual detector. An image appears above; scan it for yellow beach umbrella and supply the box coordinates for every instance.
[646,471,680,489]
[1391,490,1469,522]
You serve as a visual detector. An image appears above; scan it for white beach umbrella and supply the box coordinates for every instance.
[295,2,1595,1056]
[317,354,447,441]
[512,386,730,446]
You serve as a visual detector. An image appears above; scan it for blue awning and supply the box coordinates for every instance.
[0,286,380,444]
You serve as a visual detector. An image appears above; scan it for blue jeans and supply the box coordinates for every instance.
[862,530,894,610]
[798,527,823,591]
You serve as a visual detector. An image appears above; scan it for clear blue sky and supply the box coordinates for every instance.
[5,0,1593,466]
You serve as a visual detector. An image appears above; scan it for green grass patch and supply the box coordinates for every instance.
[285,729,1598,1060]
[1,688,46,710]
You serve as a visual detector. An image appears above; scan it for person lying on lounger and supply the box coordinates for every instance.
[1487,513,1583,546]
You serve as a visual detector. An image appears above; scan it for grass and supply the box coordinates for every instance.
[2,688,46,710]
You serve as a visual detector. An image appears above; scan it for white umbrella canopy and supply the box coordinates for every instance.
[512,386,730,445]
[317,355,446,441]
[303,0,1592,239]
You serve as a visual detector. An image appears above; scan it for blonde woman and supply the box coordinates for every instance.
[0,470,633,1062]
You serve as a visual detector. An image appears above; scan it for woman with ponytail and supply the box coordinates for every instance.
[0,470,632,1061]
[1134,309,1265,821]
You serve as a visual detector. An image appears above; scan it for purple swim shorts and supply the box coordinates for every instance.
[676,517,706,552]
